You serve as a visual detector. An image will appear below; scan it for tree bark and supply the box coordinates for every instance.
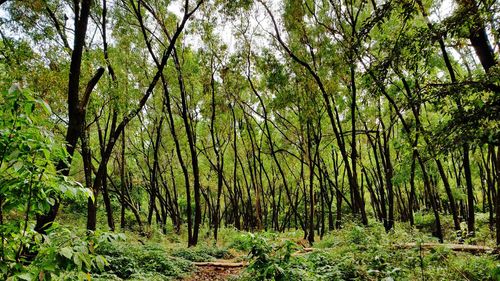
[35,0,94,233]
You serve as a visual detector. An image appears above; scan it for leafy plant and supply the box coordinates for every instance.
[229,233,256,252]
[171,245,232,262]
[18,229,123,280]
[95,240,193,279]
[242,234,305,281]
[0,87,92,279]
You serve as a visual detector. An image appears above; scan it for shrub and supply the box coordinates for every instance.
[240,234,306,281]
[452,255,499,280]
[229,233,257,252]
[95,240,193,280]
[0,87,93,280]
[171,245,232,262]
[17,229,121,280]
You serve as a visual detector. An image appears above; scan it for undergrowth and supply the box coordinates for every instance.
[236,222,500,281]
[93,242,192,280]
[42,215,500,280]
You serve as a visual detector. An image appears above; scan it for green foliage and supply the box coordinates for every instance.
[414,211,442,233]
[0,87,92,279]
[16,229,123,280]
[2,0,500,279]
[0,87,89,212]
[171,245,232,262]
[234,224,500,280]
[455,254,498,280]
[95,241,193,280]
[0,227,121,280]
[241,234,304,281]
[217,0,253,18]
[229,233,259,252]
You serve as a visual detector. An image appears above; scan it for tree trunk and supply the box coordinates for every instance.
[35,0,94,233]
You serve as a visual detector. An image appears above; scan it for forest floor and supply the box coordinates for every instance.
[58,212,500,280]
[183,261,245,281]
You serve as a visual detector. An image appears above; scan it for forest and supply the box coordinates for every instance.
[0,0,499,280]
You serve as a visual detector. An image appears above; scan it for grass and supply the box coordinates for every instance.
[54,209,500,280]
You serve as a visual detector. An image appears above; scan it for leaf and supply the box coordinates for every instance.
[24,102,33,114]
[13,161,23,172]
[7,150,21,160]
[46,197,55,206]
[37,99,52,115]
[16,272,34,281]
[73,252,82,269]
[95,255,107,271]
[59,247,73,259]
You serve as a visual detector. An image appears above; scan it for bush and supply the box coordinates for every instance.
[238,223,479,281]
[451,255,499,280]
[11,229,122,281]
[229,233,256,252]
[414,212,436,230]
[239,234,306,281]
[95,241,193,280]
[0,87,93,280]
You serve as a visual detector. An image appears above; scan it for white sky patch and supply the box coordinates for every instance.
[252,101,264,123]
[338,112,345,121]
[436,70,445,79]
[194,102,203,121]
[167,0,184,18]
[429,0,456,23]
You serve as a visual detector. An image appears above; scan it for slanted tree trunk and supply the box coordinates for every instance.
[120,131,126,229]
[35,0,95,233]
[172,48,202,246]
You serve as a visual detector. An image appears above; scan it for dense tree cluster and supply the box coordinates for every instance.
[0,0,499,254]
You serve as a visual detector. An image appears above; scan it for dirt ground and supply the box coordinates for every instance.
[183,264,243,281]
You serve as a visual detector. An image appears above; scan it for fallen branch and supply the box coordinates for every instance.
[193,262,247,267]
[396,243,493,253]
[295,243,493,255]
[292,247,318,256]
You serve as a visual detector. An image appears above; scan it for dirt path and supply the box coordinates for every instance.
[183,260,246,281]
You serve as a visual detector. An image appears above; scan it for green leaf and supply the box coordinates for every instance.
[95,255,107,271]
[7,149,21,160]
[16,272,34,281]
[73,252,82,270]
[24,102,33,114]
[12,161,23,172]
[37,99,52,115]
[59,247,73,259]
